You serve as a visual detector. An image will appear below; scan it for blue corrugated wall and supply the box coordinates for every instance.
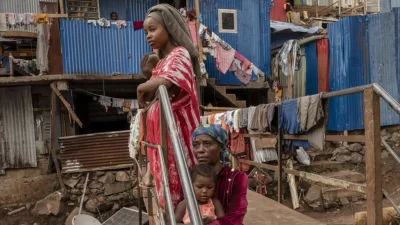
[304,42,318,96]
[190,0,271,85]
[60,0,155,75]
[327,8,400,131]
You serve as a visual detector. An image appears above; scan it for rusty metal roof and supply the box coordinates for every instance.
[0,86,37,173]
[60,130,132,173]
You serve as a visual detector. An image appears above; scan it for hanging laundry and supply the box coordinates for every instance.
[34,14,49,24]
[214,43,235,74]
[228,128,248,157]
[233,110,240,132]
[133,21,144,30]
[25,13,35,24]
[15,14,25,25]
[238,108,248,128]
[218,39,232,50]
[97,18,110,27]
[250,64,265,81]
[116,20,127,28]
[200,116,208,125]
[209,114,216,124]
[112,98,124,108]
[297,94,325,150]
[129,110,141,158]
[98,96,112,110]
[224,110,234,129]
[6,13,16,26]
[247,106,256,132]
[249,104,269,133]
[88,20,97,26]
[214,113,224,125]
[138,110,146,155]
[131,99,139,109]
[229,59,252,84]
[279,99,300,134]
[0,14,7,31]
[274,40,301,77]
[297,94,324,131]
[188,21,197,45]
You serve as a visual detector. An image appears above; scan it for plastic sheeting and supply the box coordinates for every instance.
[327,9,400,131]
[271,21,322,34]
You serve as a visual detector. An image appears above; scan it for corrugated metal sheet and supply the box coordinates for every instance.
[367,0,380,12]
[305,41,318,95]
[60,19,151,75]
[317,39,329,93]
[60,131,132,173]
[327,9,400,131]
[0,86,37,173]
[279,47,306,99]
[0,0,58,33]
[270,0,286,22]
[190,0,271,85]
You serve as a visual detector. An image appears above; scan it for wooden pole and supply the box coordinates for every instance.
[58,0,65,14]
[194,0,204,104]
[50,85,66,193]
[277,107,283,203]
[364,88,383,225]
[50,83,83,128]
[338,0,341,17]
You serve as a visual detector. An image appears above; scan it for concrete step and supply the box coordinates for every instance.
[235,100,247,108]
[296,161,355,173]
[215,86,227,94]
[226,93,237,102]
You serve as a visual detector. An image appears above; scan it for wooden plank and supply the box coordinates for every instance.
[50,83,83,128]
[245,191,324,225]
[1,31,37,38]
[239,159,367,194]
[50,87,66,193]
[0,74,146,86]
[47,14,68,18]
[363,88,383,225]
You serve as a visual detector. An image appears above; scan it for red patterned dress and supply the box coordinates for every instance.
[146,46,200,209]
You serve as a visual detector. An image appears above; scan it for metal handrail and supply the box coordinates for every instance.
[141,85,203,225]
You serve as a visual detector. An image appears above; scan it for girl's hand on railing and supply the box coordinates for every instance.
[202,216,216,224]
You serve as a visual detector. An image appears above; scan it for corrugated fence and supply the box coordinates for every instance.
[0,87,37,174]
[190,0,271,86]
[60,19,151,75]
[327,8,400,131]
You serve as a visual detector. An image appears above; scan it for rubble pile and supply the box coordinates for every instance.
[63,170,138,213]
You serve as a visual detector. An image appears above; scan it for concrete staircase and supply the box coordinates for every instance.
[207,78,247,108]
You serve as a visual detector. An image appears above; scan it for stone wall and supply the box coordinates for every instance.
[63,169,139,213]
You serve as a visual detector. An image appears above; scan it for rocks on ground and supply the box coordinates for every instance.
[31,191,64,216]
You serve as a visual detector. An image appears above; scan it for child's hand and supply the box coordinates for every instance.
[202,216,216,224]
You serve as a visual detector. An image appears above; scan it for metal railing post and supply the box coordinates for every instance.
[364,87,383,225]
[158,85,203,225]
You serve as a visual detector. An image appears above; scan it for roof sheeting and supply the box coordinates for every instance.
[271,21,322,34]
[327,9,400,131]
[0,86,37,173]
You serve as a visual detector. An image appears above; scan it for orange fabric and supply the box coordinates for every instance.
[34,14,49,24]
[209,114,216,124]
[183,199,217,224]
